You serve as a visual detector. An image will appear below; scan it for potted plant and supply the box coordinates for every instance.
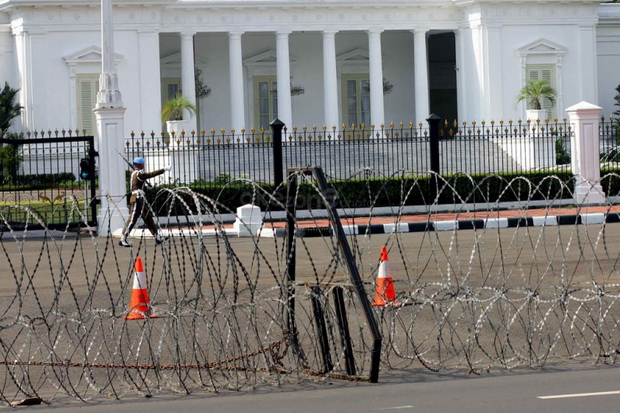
[161,94,196,135]
[516,79,557,121]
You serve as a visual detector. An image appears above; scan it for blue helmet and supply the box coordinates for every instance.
[133,157,145,165]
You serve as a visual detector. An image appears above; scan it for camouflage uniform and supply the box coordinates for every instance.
[120,167,166,244]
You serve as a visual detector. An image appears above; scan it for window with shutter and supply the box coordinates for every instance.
[341,74,371,129]
[76,74,99,136]
[526,65,556,117]
[253,75,278,132]
[161,78,181,103]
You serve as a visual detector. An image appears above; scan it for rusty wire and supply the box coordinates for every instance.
[1,172,620,404]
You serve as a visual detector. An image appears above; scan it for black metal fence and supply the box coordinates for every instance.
[0,117,616,229]
[125,116,620,190]
[0,130,97,231]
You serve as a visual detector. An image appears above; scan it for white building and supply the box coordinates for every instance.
[1,0,619,138]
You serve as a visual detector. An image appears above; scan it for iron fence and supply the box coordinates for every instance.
[436,117,575,175]
[124,116,616,190]
[0,129,97,231]
[0,116,617,229]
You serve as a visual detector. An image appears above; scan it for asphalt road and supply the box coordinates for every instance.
[3,224,620,411]
[29,362,620,412]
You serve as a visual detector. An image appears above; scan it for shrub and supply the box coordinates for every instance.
[146,172,578,216]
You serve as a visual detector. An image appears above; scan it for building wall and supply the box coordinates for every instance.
[288,32,328,128]
[0,0,618,139]
[501,23,587,120]
[597,4,620,117]
[382,31,416,125]
[0,20,17,93]
[191,30,417,131]
[457,1,601,122]
[597,26,620,117]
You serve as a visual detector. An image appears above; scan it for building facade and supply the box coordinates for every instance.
[1,0,619,138]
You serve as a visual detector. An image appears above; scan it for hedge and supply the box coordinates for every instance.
[0,172,78,191]
[146,171,616,216]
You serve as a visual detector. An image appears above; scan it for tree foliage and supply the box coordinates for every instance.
[0,82,22,138]
[613,84,620,116]
[161,94,197,122]
[516,79,557,110]
[0,82,23,184]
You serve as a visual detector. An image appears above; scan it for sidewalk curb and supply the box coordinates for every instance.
[259,212,619,238]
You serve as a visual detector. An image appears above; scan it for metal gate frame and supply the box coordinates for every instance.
[0,135,97,231]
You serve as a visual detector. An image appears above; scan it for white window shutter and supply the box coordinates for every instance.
[525,65,556,117]
[77,76,99,136]
[541,69,553,112]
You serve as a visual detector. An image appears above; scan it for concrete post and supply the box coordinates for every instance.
[232,204,263,237]
[270,118,285,187]
[95,0,128,236]
[94,108,128,236]
[565,101,606,205]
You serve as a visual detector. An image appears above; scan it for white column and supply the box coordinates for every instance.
[229,31,246,134]
[96,0,127,235]
[12,28,28,129]
[181,32,197,133]
[4,26,23,132]
[457,26,473,121]
[485,24,502,121]
[138,30,161,129]
[413,29,429,123]
[367,29,385,132]
[0,26,15,88]
[556,57,564,119]
[470,23,485,120]
[97,0,122,109]
[276,31,292,128]
[454,29,465,122]
[13,29,46,130]
[566,101,605,205]
[23,31,47,129]
[579,25,598,104]
[322,30,339,129]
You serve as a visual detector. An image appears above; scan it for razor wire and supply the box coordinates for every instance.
[1,171,620,404]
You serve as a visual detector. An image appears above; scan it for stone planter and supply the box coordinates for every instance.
[526,109,548,123]
[166,119,191,137]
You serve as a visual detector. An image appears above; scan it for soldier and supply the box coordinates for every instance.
[119,157,171,248]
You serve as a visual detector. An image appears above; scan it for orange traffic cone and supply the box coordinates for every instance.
[372,246,399,306]
[124,257,158,320]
